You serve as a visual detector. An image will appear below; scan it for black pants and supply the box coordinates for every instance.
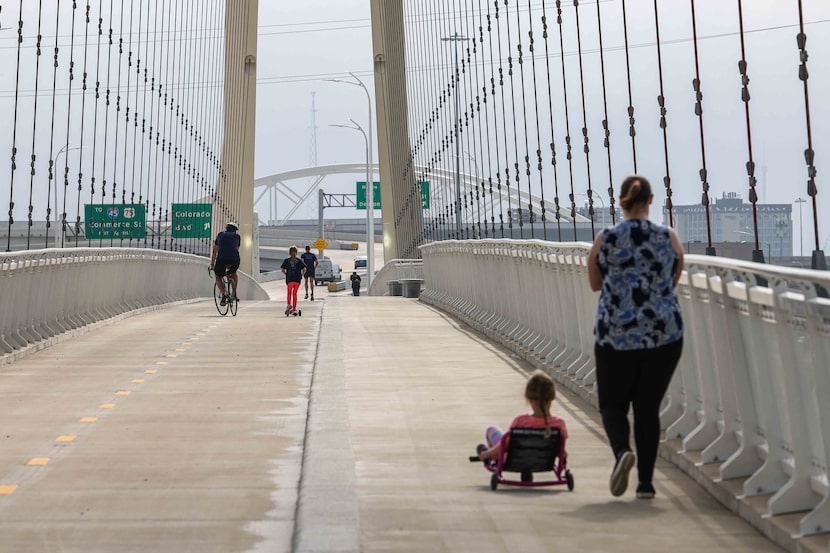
[595,339,683,485]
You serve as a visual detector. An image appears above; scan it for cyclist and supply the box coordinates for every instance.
[300,245,319,300]
[210,222,241,306]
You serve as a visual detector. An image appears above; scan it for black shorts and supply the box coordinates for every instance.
[215,259,240,277]
[304,269,315,279]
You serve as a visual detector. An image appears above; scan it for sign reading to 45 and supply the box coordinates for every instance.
[84,204,146,239]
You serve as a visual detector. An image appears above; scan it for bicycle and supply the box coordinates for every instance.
[209,266,238,317]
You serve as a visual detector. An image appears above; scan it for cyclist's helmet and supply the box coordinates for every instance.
[226,221,239,232]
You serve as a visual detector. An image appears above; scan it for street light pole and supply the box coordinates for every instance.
[325,73,375,287]
[442,33,467,239]
[331,120,370,283]
[794,197,806,258]
[53,144,84,248]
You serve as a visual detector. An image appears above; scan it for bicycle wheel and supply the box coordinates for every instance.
[214,281,229,316]
[228,279,238,317]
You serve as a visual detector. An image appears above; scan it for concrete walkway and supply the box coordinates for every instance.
[0,285,785,552]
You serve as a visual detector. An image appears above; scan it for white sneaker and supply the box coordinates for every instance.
[610,450,636,497]
[284,304,292,315]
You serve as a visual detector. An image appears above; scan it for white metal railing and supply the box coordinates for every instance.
[420,239,830,539]
[368,259,424,296]
[0,248,269,356]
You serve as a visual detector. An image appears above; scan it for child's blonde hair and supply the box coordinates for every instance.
[525,370,556,438]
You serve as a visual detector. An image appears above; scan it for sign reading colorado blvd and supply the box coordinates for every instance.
[172,203,212,239]
[356,181,431,209]
[84,204,146,239]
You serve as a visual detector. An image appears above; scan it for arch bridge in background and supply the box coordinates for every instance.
[253,163,588,229]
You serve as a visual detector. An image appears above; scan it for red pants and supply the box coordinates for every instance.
[286,281,300,310]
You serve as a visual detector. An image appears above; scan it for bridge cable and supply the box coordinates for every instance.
[574,1,596,239]
[4,0,23,252]
[88,0,103,248]
[60,0,78,249]
[540,0,562,240]
[526,0,547,240]
[690,0,714,254]
[796,0,822,260]
[652,0,673,227]
[477,0,496,238]
[516,0,535,238]
[458,0,474,238]
[46,1,63,247]
[471,0,489,238]
[136,0,151,247]
[494,1,514,238]
[74,1,92,247]
[504,0,525,239]
[109,0,125,248]
[25,0,44,250]
[620,0,637,173]
[738,0,764,256]
[594,0,615,225]
[150,0,167,249]
[486,1,505,238]
[121,0,135,247]
[438,0,453,240]
[463,0,483,239]
[554,1,578,240]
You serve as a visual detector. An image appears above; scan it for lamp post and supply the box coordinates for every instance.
[325,72,374,287]
[794,197,806,258]
[53,144,85,248]
[442,32,467,239]
[735,229,771,263]
[331,120,371,284]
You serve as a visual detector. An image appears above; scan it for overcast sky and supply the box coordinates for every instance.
[258,0,830,252]
[1,1,829,252]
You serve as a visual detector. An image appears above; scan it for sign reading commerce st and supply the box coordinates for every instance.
[84,204,146,239]
[172,203,213,239]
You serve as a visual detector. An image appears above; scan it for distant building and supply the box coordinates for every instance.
[664,192,792,258]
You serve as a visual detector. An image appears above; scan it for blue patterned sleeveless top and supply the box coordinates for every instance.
[594,219,683,350]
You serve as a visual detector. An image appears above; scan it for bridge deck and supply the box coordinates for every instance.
[0,285,785,553]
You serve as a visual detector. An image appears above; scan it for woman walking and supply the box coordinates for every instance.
[587,175,684,499]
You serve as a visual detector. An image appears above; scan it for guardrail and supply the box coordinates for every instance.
[420,239,830,550]
[367,259,424,296]
[0,248,269,357]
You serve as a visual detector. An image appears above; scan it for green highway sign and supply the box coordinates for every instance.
[172,203,213,238]
[84,204,146,239]
[356,181,381,210]
[419,181,430,209]
[357,181,430,209]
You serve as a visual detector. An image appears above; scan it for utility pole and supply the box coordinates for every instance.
[441,32,467,239]
[794,197,806,258]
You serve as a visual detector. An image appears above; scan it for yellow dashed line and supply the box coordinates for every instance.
[155,361,168,366]
[0,485,17,495]
[26,458,49,467]
[116,391,130,396]
[100,403,115,409]
[175,348,186,352]
[131,379,144,384]
[144,370,157,375]
[191,337,201,341]
[80,417,98,423]
[165,354,177,358]
[55,435,76,443]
